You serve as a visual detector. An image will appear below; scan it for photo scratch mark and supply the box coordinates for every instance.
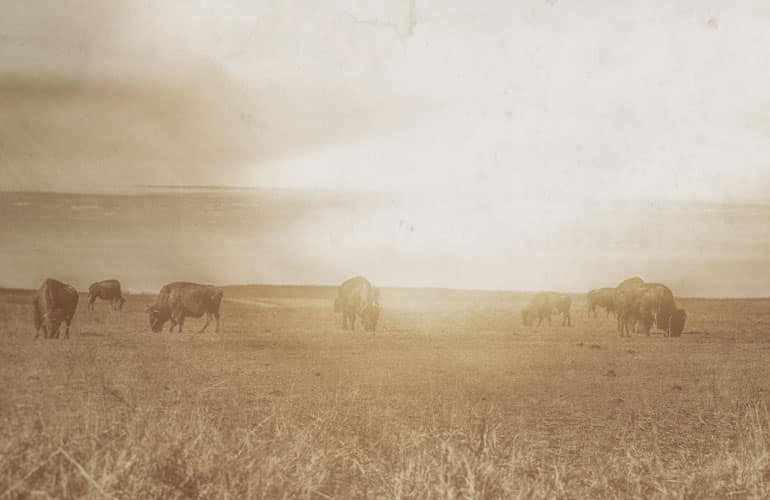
[352,0,417,38]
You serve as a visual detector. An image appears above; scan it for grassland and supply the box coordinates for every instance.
[2,286,770,499]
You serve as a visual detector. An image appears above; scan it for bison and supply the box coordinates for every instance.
[146,282,223,333]
[334,276,380,332]
[615,278,687,337]
[636,283,687,337]
[87,279,126,311]
[32,278,79,339]
[614,277,645,336]
[586,287,616,318]
[521,292,572,327]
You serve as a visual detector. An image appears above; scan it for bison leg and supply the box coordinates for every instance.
[199,313,211,333]
[177,316,185,333]
[212,311,220,334]
[349,314,357,331]
[63,320,71,339]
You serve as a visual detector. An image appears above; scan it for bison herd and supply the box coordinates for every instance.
[29,274,685,340]
[519,276,686,337]
[29,275,380,339]
[582,277,687,337]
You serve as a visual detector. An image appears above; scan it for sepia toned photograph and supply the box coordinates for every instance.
[2,1,770,498]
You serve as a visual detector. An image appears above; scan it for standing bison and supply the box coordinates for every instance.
[521,292,572,327]
[334,276,380,332]
[586,288,615,318]
[636,283,687,337]
[146,282,223,333]
[87,279,125,311]
[32,278,79,339]
[614,277,645,336]
[615,277,687,337]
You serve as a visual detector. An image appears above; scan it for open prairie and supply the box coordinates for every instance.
[2,286,770,499]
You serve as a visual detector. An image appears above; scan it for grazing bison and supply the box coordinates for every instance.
[87,279,125,311]
[587,287,616,318]
[636,283,687,337]
[334,276,380,332]
[521,292,572,327]
[32,278,79,339]
[614,277,645,337]
[615,278,687,337]
[146,282,223,333]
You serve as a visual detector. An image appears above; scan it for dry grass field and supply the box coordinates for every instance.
[2,286,770,499]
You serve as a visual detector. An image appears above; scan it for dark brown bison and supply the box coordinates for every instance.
[615,278,687,337]
[614,277,645,336]
[587,287,615,318]
[87,279,125,311]
[334,276,380,332]
[521,292,572,327]
[32,278,79,339]
[636,283,687,337]
[146,282,223,333]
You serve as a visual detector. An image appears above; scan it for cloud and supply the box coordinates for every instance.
[0,65,419,190]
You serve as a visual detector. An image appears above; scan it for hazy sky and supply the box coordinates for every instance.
[2,191,769,296]
[3,0,770,199]
[1,1,769,294]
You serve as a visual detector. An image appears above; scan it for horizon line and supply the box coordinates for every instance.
[1,184,770,205]
[1,281,768,301]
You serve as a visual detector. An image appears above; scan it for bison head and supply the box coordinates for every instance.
[669,308,687,337]
[146,305,169,333]
[362,302,381,332]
